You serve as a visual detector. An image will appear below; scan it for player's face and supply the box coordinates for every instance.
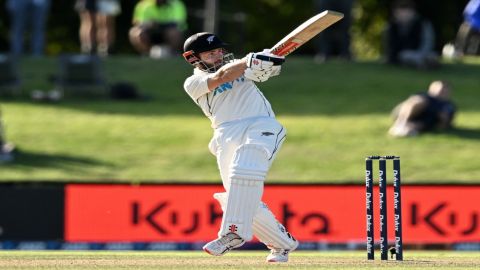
[199,48,224,66]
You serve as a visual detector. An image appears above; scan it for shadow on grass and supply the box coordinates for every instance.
[6,59,480,116]
[445,127,480,140]
[3,149,112,170]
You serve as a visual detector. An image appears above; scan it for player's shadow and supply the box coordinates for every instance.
[445,127,480,140]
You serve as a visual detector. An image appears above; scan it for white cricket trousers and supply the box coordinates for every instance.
[208,116,286,190]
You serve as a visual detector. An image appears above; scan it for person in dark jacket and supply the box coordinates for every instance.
[384,0,439,69]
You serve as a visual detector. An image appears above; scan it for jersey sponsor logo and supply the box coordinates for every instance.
[261,132,275,136]
[213,82,233,96]
[213,77,245,96]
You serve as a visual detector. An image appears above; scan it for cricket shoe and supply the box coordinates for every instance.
[203,233,245,256]
[266,240,299,263]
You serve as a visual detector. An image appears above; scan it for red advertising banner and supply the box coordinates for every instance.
[65,184,480,243]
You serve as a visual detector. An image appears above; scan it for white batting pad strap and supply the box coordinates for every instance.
[253,203,298,250]
[229,144,270,181]
[219,178,264,241]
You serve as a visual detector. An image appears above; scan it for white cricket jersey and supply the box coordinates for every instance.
[183,67,275,128]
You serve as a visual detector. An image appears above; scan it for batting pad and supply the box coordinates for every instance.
[219,178,263,240]
[219,144,269,240]
[214,193,298,250]
[253,202,298,250]
[213,192,228,211]
[229,144,270,181]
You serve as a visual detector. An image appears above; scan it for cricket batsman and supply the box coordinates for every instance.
[182,32,299,262]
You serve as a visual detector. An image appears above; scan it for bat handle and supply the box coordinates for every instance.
[254,54,285,65]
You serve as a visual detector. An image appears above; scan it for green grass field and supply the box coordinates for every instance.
[0,251,479,269]
[1,56,479,183]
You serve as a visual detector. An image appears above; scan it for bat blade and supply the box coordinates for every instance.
[270,10,344,57]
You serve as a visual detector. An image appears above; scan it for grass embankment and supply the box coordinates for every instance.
[1,57,479,183]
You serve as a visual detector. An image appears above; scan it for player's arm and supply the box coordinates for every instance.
[207,51,285,90]
[207,59,247,91]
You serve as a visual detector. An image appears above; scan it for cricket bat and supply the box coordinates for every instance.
[270,10,344,57]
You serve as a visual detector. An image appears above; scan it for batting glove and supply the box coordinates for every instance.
[246,50,285,71]
[244,68,273,82]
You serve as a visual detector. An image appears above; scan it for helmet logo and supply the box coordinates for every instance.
[206,35,215,44]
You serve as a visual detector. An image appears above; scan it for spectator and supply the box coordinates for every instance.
[384,0,439,69]
[455,0,480,56]
[388,80,456,137]
[129,0,187,58]
[6,0,51,56]
[75,0,122,56]
[313,0,354,63]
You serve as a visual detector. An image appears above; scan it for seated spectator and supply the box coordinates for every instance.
[6,0,51,56]
[384,0,439,69]
[455,0,480,56]
[129,0,187,58]
[389,81,456,137]
[75,0,122,56]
